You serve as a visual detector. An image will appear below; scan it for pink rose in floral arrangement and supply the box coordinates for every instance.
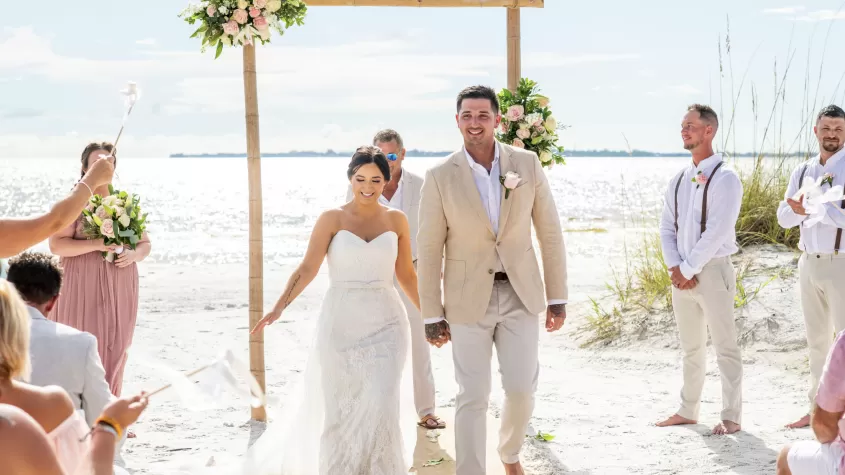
[100,219,115,239]
[223,20,240,35]
[516,128,531,140]
[512,138,525,149]
[505,105,524,122]
[207,4,217,16]
[249,7,261,18]
[253,16,269,29]
[254,0,268,8]
[232,8,249,24]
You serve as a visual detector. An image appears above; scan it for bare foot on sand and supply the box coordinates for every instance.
[712,420,740,435]
[504,461,525,475]
[655,414,697,427]
[786,414,810,429]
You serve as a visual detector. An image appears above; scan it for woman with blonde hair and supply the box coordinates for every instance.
[0,280,148,474]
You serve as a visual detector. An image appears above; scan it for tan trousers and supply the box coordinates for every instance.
[394,272,437,418]
[449,280,539,474]
[671,256,743,424]
[798,252,845,411]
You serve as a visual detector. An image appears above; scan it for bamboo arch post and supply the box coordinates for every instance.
[243,43,266,422]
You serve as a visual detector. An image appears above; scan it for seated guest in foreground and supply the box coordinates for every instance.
[778,330,845,475]
[0,396,148,475]
[6,252,113,427]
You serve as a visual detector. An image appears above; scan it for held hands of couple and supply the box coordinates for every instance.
[425,320,451,348]
[669,266,697,290]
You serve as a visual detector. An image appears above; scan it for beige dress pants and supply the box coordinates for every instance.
[393,269,437,418]
[671,256,743,424]
[798,252,845,411]
[449,280,539,475]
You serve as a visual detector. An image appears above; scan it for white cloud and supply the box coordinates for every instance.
[647,84,702,97]
[794,9,845,21]
[763,6,805,15]
[524,52,639,68]
[135,38,157,46]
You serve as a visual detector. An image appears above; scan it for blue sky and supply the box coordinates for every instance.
[2,0,845,157]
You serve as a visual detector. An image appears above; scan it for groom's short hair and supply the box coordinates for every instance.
[457,85,500,114]
[6,252,63,305]
[373,129,404,150]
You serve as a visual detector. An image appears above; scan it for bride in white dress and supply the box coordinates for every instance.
[247,146,421,475]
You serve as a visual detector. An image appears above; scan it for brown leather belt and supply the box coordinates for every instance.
[494,272,508,281]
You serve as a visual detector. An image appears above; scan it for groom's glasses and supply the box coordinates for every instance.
[386,153,399,161]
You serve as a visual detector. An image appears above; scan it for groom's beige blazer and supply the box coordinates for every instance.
[417,142,568,325]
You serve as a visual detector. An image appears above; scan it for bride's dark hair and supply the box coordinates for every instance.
[347,145,391,182]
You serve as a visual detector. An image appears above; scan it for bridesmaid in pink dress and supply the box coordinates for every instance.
[48,142,152,398]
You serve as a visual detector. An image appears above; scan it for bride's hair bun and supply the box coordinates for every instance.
[347,145,391,182]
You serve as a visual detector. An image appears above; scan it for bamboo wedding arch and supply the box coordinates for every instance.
[244,0,543,421]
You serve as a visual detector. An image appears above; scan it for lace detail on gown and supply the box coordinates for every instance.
[241,230,413,475]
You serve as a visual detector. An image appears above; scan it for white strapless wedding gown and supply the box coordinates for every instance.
[240,230,413,475]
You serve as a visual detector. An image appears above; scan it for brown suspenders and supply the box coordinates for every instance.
[674,161,725,235]
[797,164,845,253]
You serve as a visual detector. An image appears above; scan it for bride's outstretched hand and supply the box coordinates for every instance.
[251,309,282,334]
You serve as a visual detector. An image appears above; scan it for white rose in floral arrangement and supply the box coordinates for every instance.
[539,150,553,163]
[96,206,108,220]
[118,214,131,228]
[512,138,525,149]
[114,206,125,218]
[519,122,530,130]
[516,128,531,140]
[237,0,250,9]
[536,95,550,108]
[266,0,282,12]
[523,112,541,126]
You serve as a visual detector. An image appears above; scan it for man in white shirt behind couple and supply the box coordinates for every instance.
[656,104,744,436]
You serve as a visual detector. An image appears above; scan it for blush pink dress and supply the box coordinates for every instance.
[49,217,146,397]
[47,411,91,475]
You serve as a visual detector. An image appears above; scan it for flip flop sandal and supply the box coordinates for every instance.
[418,414,446,429]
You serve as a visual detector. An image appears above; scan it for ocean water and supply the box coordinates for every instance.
[0,155,723,302]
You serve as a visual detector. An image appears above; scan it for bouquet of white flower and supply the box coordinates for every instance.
[81,185,148,262]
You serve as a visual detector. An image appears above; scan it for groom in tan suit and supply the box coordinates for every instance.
[417,85,568,475]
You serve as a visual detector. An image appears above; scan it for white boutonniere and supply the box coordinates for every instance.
[500,172,521,199]
[822,172,835,187]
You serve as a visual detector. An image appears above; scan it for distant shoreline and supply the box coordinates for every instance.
[168,149,814,158]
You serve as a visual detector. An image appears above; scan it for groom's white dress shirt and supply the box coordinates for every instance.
[659,153,742,280]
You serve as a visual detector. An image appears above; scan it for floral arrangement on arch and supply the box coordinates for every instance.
[179,0,307,58]
[496,78,565,169]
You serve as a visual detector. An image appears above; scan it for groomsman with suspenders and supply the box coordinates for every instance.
[656,104,745,435]
[778,104,845,430]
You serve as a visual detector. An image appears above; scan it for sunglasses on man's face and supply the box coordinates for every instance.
[386,153,399,161]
